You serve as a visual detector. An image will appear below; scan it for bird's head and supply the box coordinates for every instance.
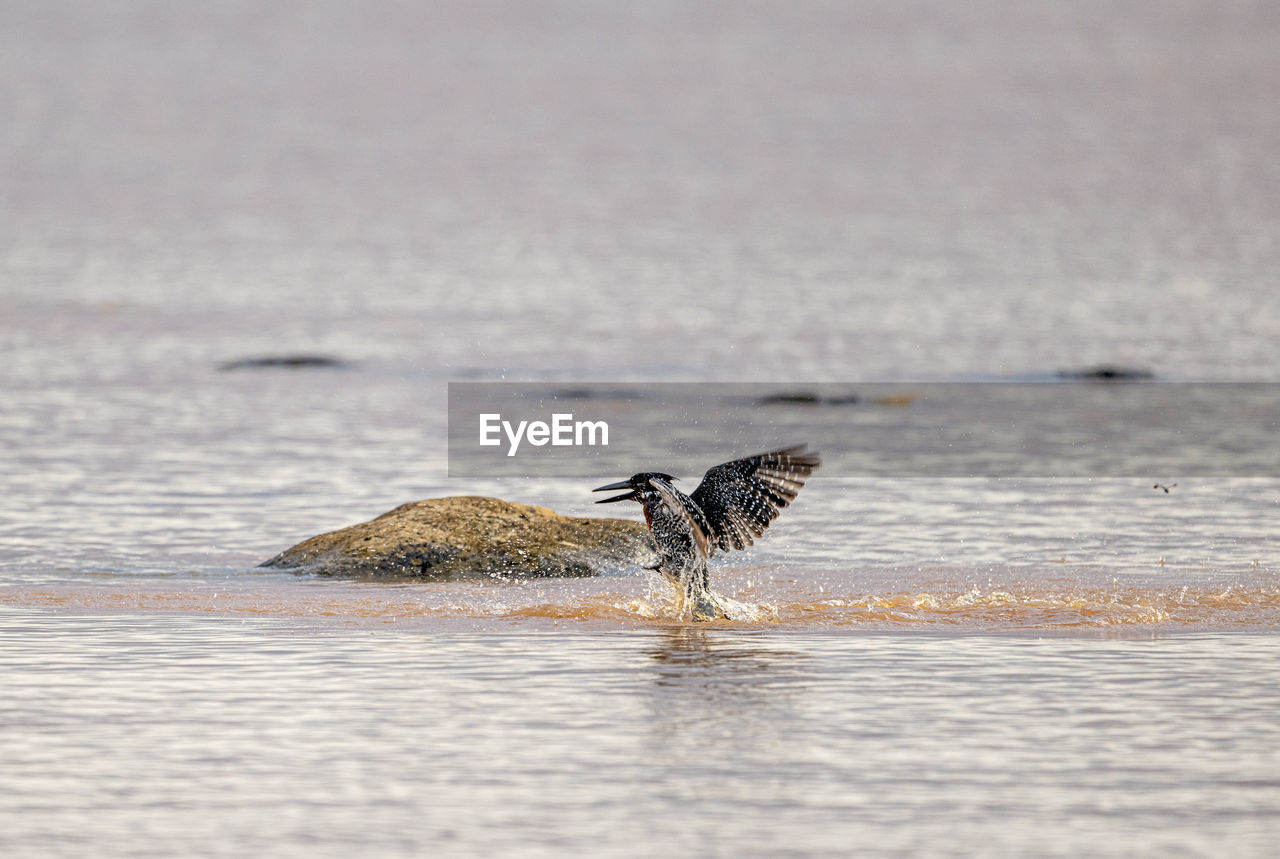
[592,472,676,504]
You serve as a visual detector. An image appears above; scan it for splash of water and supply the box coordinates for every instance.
[5,576,1279,631]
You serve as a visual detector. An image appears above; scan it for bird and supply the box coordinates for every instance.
[592,444,820,620]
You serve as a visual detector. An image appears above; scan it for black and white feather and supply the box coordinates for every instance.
[650,477,712,559]
[689,444,821,555]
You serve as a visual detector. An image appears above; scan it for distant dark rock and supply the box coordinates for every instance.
[548,387,646,401]
[220,355,350,371]
[755,391,914,407]
[756,391,861,406]
[262,496,656,579]
[1056,365,1155,381]
[758,392,825,405]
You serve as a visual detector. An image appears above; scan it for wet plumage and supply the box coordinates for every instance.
[593,445,820,619]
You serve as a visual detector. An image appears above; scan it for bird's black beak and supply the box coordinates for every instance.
[593,480,638,504]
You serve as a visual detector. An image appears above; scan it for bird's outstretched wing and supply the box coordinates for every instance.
[689,444,821,554]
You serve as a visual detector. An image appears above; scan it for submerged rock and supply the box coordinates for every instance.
[754,390,915,407]
[220,354,350,371]
[756,391,861,406]
[1056,365,1155,381]
[262,496,656,579]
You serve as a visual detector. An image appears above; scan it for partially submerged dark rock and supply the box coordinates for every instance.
[756,391,861,406]
[262,496,656,579]
[1057,365,1155,381]
[754,390,914,407]
[220,354,350,371]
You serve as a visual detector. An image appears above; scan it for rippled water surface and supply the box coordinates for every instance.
[4,616,1280,858]
[4,0,1280,855]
